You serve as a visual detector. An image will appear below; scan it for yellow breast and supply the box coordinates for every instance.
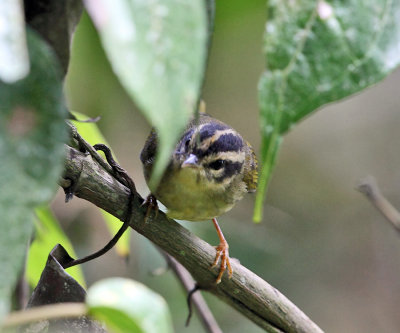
[154,167,238,221]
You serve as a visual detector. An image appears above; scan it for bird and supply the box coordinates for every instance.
[140,110,258,284]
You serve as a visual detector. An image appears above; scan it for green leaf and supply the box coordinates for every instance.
[254,0,400,222]
[87,278,173,333]
[0,1,29,82]
[86,0,208,188]
[26,206,86,288]
[0,29,67,319]
[88,307,144,333]
[71,112,130,258]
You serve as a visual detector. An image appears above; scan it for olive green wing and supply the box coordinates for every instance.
[243,143,258,193]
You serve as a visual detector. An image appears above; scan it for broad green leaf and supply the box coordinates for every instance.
[254,0,400,222]
[0,1,29,83]
[88,307,144,333]
[0,29,67,319]
[27,206,86,288]
[86,0,208,188]
[87,278,173,333]
[72,112,130,258]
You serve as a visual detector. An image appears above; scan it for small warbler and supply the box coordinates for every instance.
[140,111,258,283]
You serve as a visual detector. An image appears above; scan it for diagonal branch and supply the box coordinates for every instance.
[357,175,400,234]
[60,144,323,333]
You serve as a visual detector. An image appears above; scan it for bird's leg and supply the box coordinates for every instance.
[210,217,233,284]
[142,193,158,223]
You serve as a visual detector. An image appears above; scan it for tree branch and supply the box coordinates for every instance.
[60,145,323,333]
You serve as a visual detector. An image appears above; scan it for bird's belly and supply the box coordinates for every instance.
[154,170,234,221]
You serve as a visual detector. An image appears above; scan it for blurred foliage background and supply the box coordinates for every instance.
[57,1,400,332]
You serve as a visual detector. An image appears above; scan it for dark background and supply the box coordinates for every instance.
[55,1,400,332]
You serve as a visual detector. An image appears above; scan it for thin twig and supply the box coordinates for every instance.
[63,222,130,268]
[2,303,87,328]
[93,143,137,193]
[68,123,129,188]
[357,175,400,234]
[160,250,223,333]
[187,285,202,326]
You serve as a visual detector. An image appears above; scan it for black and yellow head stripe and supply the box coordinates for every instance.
[194,133,244,158]
[198,123,230,142]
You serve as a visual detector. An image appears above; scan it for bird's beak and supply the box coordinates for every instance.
[182,154,199,168]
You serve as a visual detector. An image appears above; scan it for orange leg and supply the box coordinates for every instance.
[210,218,233,284]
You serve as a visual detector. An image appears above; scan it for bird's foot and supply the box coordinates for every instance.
[211,239,233,284]
[142,194,158,223]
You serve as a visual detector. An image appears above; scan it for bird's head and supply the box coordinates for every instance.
[172,119,249,191]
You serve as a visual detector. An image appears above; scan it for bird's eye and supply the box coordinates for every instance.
[208,159,225,170]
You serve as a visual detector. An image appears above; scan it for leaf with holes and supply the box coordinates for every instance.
[254,0,400,221]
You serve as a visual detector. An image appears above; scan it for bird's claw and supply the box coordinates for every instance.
[211,241,233,284]
[142,194,158,223]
